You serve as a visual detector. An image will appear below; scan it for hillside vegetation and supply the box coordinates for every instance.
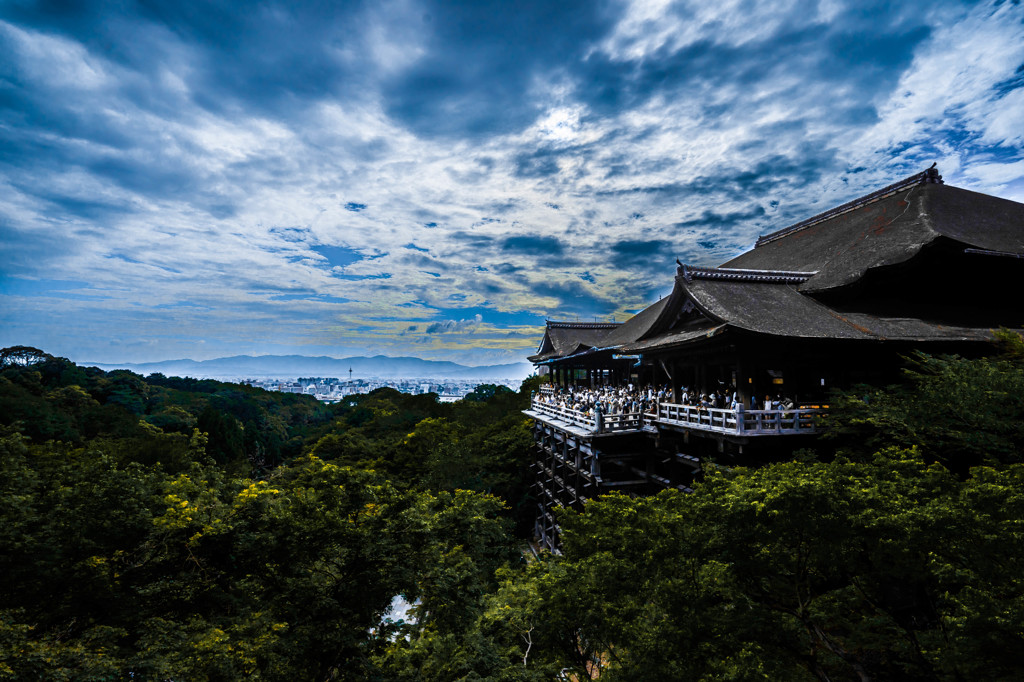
[1,341,1023,680]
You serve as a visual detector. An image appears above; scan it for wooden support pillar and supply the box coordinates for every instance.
[736,354,748,406]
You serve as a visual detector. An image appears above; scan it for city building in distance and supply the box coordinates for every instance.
[244,376,520,404]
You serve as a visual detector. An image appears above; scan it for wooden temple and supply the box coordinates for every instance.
[525,166,1024,551]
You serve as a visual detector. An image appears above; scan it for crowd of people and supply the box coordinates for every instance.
[534,384,665,417]
[676,388,795,412]
[535,383,796,415]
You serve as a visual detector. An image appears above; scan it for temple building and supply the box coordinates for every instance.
[524,166,1024,551]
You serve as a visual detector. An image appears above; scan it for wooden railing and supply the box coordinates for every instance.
[599,410,644,432]
[529,400,596,431]
[656,403,818,435]
[529,400,645,433]
[530,397,819,436]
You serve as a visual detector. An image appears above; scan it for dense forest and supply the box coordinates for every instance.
[1,337,1023,681]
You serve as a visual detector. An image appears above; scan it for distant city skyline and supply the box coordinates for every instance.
[84,351,534,382]
[2,0,1023,366]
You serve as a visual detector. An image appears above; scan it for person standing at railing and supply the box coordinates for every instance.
[779,395,795,421]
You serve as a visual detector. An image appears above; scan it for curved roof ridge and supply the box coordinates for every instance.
[755,165,943,248]
[681,265,817,284]
[544,320,621,329]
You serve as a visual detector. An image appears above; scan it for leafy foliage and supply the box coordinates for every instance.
[0,351,332,473]
[472,451,1024,680]
[0,431,515,680]
[5,344,1024,679]
[822,350,1024,473]
[305,383,537,531]
[0,351,538,679]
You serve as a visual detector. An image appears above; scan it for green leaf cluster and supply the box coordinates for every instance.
[821,349,1024,473]
[471,450,1024,680]
[0,429,514,680]
[0,350,333,475]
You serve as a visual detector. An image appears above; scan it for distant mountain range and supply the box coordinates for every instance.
[85,354,535,381]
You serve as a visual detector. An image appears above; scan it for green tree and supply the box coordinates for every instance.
[197,405,245,465]
[822,351,1024,473]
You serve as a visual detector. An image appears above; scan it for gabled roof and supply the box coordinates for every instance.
[723,167,1024,293]
[685,277,865,338]
[527,321,620,363]
[598,296,673,347]
[620,271,999,354]
[620,322,726,353]
[683,276,994,341]
[528,293,688,364]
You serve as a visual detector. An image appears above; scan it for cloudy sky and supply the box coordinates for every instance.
[2,0,1023,366]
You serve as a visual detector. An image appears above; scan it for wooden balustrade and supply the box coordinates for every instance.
[529,400,596,431]
[656,403,817,435]
[530,397,819,436]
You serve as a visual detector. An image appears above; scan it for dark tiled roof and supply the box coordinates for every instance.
[683,277,997,342]
[686,279,867,338]
[723,170,1024,292]
[526,300,675,363]
[837,314,1000,342]
[620,322,726,352]
[598,297,673,347]
[527,321,621,362]
[754,166,943,247]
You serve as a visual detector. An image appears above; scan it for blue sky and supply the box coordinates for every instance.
[2,0,1023,366]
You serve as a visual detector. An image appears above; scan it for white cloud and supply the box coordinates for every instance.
[425,315,483,334]
[0,20,109,90]
[852,0,1024,184]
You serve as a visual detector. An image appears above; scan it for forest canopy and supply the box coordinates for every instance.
[1,345,1023,680]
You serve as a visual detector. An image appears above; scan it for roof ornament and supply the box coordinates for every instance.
[923,162,943,184]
